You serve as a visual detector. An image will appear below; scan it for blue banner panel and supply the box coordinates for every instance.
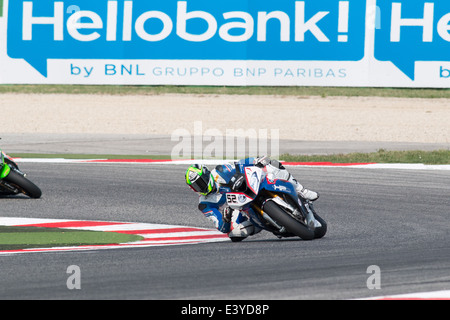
[375,0,450,80]
[7,0,366,77]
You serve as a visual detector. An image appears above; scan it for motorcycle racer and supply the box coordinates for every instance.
[185,156,319,241]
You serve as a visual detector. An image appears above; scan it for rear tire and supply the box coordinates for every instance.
[4,170,42,199]
[263,200,315,240]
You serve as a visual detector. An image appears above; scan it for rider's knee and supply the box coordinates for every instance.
[228,220,261,239]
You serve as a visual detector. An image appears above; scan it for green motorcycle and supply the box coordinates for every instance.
[0,150,42,199]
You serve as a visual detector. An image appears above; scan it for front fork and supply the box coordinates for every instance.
[303,201,317,231]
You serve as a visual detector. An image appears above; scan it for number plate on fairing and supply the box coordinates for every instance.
[226,193,253,209]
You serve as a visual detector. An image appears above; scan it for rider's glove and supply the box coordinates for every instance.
[230,174,246,192]
[254,156,271,168]
[222,207,233,223]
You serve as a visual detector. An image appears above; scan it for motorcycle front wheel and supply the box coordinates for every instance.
[312,213,327,239]
[4,170,42,199]
[263,200,315,240]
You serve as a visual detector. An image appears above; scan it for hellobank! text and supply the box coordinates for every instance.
[21,0,351,43]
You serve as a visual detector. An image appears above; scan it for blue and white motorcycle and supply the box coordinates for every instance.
[226,161,327,241]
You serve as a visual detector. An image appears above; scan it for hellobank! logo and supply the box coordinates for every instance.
[7,0,366,77]
[375,0,450,81]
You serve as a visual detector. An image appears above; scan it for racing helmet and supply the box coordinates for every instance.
[185,164,215,196]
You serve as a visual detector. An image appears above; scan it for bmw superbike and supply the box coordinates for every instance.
[0,150,42,199]
[227,161,327,241]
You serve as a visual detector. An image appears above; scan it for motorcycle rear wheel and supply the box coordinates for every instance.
[4,170,42,199]
[264,200,315,240]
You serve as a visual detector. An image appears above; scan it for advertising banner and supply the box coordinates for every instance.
[0,0,449,87]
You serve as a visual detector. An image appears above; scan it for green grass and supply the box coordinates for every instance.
[9,149,450,164]
[280,149,450,165]
[0,226,143,250]
[0,84,449,98]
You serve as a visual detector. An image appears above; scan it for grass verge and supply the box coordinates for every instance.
[9,149,450,165]
[0,84,449,99]
[280,149,450,165]
[0,226,143,251]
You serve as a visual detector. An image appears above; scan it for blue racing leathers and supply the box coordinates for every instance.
[196,157,315,239]
[197,158,263,239]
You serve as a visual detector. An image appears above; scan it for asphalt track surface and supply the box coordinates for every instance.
[0,162,449,300]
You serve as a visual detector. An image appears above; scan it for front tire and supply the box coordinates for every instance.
[4,170,42,199]
[313,213,327,239]
[263,200,315,240]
